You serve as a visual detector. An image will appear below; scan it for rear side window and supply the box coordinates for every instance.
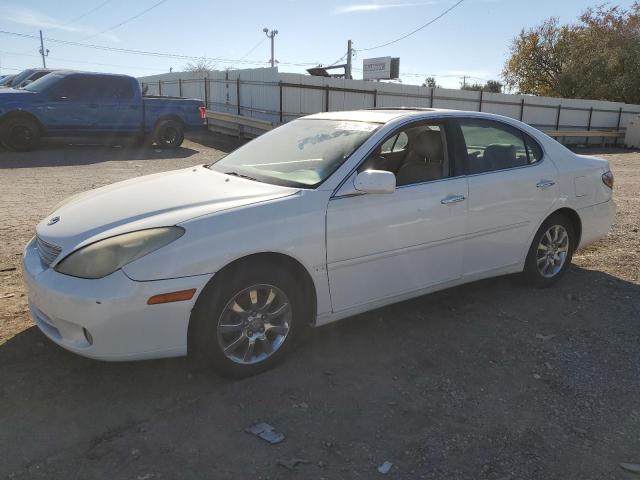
[524,133,543,163]
[459,119,536,174]
[90,76,134,100]
[99,77,134,100]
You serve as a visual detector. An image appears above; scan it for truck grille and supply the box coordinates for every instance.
[36,236,62,267]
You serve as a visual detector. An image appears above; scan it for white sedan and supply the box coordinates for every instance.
[23,109,615,377]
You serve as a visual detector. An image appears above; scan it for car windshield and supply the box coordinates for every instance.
[208,119,380,188]
[8,69,34,88]
[23,73,64,93]
[0,75,14,86]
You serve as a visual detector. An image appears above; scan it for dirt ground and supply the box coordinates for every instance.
[0,135,638,480]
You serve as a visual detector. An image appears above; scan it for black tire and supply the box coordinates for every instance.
[152,119,184,148]
[522,213,576,288]
[0,116,40,152]
[189,261,306,378]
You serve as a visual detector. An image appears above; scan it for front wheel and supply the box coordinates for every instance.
[189,262,304,378]
[0,117,40,152]
[152,119,184,148]
[522,214,575,288]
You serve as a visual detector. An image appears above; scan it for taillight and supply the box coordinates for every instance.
[198,106,207,120]
[602,171,614,189]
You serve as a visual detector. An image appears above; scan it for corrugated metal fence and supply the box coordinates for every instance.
[139,67,640,144]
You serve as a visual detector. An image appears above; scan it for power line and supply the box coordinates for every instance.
[0,29,320,68]
[63,0,114,26]
[238,38,268,61]
[359,0,466,51]
[79,0,171,41]
[0,50,162,71]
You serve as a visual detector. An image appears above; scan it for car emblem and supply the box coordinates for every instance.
[47,216,60,226]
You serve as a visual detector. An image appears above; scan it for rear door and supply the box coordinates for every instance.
[456,118,559,275]
[93,76,141,132]
[326,119,469,312]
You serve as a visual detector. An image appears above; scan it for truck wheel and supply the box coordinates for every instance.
[153,119,184,148]
[1,117,40,152]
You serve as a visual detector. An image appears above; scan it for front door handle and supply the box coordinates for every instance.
[536,180,556,189]
[441,194,466,205]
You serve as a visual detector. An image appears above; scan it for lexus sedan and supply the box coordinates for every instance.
[23,109,615,377]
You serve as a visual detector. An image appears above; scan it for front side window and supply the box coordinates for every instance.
[380,131,408,154]
[360,122,449,187]
[459,119,539,174]
[50,75,95,100]
[208,119,380,188]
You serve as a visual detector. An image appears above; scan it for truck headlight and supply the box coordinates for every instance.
[55,227,184,279]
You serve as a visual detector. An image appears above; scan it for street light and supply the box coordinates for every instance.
[263,27,278,68]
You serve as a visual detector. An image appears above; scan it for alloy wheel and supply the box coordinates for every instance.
[216,284,292,365]
[536,224,570,278]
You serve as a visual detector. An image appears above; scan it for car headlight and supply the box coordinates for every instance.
[55,227,184,279]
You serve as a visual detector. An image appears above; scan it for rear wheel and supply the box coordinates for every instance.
[189,262,304,378]
[522,214,575,288]
[152,119,184,148]
[1,117,40,152]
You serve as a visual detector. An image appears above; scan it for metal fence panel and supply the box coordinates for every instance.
[139,67,640,144]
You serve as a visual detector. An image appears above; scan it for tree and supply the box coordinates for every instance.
[484,80,503,93]
[422,76,439,88]
[460,80,503,92]
[184,57,216,73]
[503,3,640,103]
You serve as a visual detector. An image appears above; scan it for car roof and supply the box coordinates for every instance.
[304,108,459,124]
[302,108,535,130]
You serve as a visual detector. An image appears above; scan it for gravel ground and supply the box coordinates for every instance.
[0,136,638,480]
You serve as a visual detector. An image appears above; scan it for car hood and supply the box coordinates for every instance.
[36,165,298,253]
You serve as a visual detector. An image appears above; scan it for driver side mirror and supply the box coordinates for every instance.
[354,170,396,194]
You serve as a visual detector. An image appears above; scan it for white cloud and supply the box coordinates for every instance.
[335,2,430,14]
[0,5,119,42]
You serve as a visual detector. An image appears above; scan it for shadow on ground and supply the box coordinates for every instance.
[0,131,241,168]
[1,267,639,479]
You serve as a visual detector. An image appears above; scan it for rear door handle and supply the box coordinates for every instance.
[88,104,99,108]
[441,194,466,205]
[536,180,556,189]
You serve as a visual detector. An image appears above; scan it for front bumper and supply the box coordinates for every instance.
[22,237,213,361]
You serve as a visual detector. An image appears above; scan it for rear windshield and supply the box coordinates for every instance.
[208,119,380,188]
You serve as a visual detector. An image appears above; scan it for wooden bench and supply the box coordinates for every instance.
[544,129,623,146]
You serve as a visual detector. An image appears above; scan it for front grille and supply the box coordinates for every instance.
[36,235,62,267]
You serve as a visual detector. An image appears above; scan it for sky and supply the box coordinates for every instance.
[0,0,637,88]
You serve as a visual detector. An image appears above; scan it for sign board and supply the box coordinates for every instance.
[363,57,400,80]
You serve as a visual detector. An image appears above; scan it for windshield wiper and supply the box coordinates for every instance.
[224,171,259,182]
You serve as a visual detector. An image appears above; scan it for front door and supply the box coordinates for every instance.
[456,118,559,275]
[43,74,97,132]
[326,120,468,312]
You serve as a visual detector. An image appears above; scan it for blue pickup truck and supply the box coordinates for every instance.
[0,71,206,151]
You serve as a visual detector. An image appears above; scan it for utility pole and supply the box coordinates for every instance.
[38,30,49,68]
[346,40,353,80]
[461,75,467,89]
[263,28,278,68]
